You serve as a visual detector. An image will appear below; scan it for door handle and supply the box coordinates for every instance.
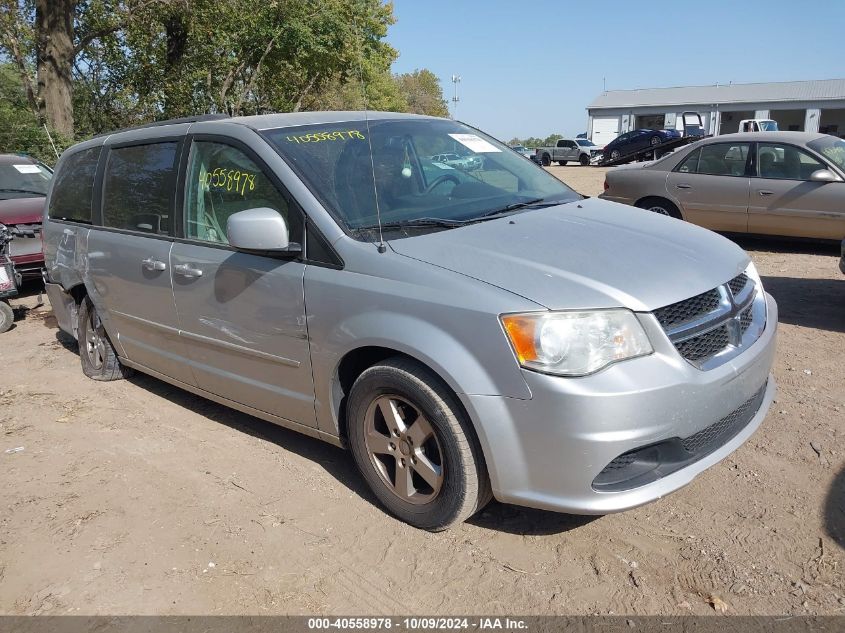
[141,257,166,272]
[675,184,691,189]
[174,263,204,278]
[758,190,774,196]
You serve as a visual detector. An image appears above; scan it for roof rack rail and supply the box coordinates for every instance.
[94,113,231,138]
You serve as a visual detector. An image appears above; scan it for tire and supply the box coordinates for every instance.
[78,297,134,381]
[650,136,661,146]
[0,301,13,333]
[579,154,590,166]
[610,149,620,160]
[346,357,492,531]
[557,160,567,166]
[541,153,551,167]
[636,197,683,220]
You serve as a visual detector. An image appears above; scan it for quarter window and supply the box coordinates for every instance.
[184,141,298,245]
[48,147,101,223]
[757,143,826,180]
[102,143,178,234]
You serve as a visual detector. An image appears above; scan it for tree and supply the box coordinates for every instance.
[394,68,448,117]
[0,0,401,137]
[0,62,67,162]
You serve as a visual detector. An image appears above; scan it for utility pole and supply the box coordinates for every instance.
[451,74,461,119]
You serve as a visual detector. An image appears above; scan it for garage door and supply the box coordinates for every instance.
[592,117,620,148]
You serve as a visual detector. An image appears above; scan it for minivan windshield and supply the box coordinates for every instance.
[807,135,845,172]
[264,118,580,235]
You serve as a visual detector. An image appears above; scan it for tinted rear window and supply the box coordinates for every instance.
[102,143,178,234]
[48,147,101,223]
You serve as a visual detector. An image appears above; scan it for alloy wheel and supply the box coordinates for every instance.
[85,309,107,370]
[363,395,444,504]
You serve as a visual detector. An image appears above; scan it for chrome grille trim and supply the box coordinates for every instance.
[653,271,767,370]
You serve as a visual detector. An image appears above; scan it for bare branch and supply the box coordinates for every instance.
[233,37,275,115]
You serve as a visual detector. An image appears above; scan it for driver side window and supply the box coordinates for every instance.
[185,141,296,244]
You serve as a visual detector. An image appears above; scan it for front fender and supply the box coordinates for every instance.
[304,264,537,438]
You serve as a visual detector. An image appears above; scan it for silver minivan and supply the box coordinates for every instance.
[42,112,777,530]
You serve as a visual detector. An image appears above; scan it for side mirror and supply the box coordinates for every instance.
[809,169,843,183]
[227,208,301,255]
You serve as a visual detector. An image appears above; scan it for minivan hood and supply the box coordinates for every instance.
[389,198,749,312]
[0,196,45,225]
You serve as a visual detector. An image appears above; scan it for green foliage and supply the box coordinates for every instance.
[394,69,448,117]
[0,0,449,156]
[507,134,566,148]
[0,64,69,165]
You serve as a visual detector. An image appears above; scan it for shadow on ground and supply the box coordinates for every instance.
[762,276,844,333]
[469,501,598,535]
[824,465,845,551]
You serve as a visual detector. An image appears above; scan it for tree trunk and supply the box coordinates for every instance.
[35,0,75,137]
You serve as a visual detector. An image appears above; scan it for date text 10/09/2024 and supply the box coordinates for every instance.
[307,619,528,630]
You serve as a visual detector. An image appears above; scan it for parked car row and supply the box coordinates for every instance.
[40,112,776,531]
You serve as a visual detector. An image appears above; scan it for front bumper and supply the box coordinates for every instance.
[461,291,778,514]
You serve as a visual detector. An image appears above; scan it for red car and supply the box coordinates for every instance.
[0,154,53,279]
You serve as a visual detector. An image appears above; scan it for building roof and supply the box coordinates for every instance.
[589,78,845,109]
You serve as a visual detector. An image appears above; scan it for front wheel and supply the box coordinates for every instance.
[78,297,134,381]
[636,197,683,219]
[346,357,491,531]
[650,136,662,146]
[0,301,13,333]
[610,149,621,160]
[579,154,590,166]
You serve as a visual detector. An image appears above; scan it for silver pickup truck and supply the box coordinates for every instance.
[536,138,603,166]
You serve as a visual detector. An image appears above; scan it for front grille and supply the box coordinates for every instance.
[653,271,764,369]
[739,305,753,334]
[675,325,730,361]
[681,382,767,453]
[654,288,721,329]
[728,273,748,296]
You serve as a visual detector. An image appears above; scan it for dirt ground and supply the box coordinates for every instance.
[1,166,843,615]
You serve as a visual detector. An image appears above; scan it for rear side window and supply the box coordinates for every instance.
[102,142,178,234]
[48,147,101,223]
[676,143,749,176]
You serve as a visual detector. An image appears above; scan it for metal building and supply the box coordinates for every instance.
[587,78,845,147]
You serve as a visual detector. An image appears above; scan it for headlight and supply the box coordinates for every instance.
[501,309,653,376]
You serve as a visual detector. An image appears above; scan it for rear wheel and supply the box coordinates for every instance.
[557,160,567,166]
[636,197,682,220]
[346,357,491,531]
[0,301,13,333]
[79,297,134,381]
[579,154,590,166]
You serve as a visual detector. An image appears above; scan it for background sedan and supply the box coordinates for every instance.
[602,128,682,161]
[600,131,845,241]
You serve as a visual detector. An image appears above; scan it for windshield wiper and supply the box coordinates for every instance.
[355,217,468,232]
[475,197,561,220]
[0,188,45,196]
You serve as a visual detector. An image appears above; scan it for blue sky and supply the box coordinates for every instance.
[387,0,845,141]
